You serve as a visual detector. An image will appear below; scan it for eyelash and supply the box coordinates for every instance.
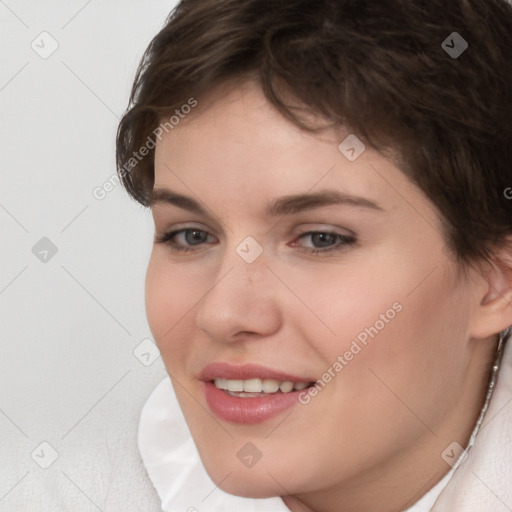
[154,228,356,255]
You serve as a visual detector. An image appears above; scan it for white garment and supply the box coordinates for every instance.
[138,330,511,512]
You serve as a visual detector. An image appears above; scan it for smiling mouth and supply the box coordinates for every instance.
[213,377,315,397]
[203,371,317,423]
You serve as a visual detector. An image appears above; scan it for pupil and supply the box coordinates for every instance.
[313,233,336,247]
[186,230,206,245]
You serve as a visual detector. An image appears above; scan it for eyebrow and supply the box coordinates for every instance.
[149,187,384,217]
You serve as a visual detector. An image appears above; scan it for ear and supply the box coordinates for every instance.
[468,237,512,339]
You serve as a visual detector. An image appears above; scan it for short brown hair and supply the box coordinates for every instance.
[116,0,512,269]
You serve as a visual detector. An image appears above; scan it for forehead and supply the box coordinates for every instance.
[155,81,362,191]
[152,80,439,231]
[154,79,338,165]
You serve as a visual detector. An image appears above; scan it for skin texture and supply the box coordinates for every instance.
[145,79,511,512]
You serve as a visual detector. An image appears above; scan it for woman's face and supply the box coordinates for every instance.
[145,80,489,510]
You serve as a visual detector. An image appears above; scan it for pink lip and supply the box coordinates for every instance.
[199,362,314,383]
[200,363,315,424]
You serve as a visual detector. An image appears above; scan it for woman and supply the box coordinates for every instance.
[116,1,512,510]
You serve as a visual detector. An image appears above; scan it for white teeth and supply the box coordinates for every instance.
[243,378,262,392]
[279,381,294,393]
[227,379,244,392]
[262,379,280,393]
[214,378,310,394]
[214,378,227,390]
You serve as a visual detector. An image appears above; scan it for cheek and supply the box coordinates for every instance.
[288,252,466,404]
[339,270,469,433]
[145,256,170,338]
[281,259,401,359]
[144,254,198,360]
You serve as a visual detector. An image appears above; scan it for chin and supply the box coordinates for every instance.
[200,456,288,499]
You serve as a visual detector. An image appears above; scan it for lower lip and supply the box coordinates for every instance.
[203,382,305,424]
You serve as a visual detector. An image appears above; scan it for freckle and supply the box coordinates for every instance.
[248,267,266,284]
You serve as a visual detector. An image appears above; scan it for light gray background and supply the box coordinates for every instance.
[0,1,178,510]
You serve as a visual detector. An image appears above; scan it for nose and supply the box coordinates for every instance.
[195,253,282,343]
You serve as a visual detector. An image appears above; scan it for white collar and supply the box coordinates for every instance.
[137,376,289,511]
[138,330,512,512]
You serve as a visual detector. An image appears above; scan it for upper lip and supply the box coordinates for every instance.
[199,363,315,383]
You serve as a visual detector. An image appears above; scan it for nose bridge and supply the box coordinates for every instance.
[212,233,271,298]
[194,243,280,340]
[205,248,270,311]
[244,262,267,286]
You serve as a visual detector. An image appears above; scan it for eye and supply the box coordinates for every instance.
[154,227,356,255]
[154,228,217,252]
[291,231,356,254]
